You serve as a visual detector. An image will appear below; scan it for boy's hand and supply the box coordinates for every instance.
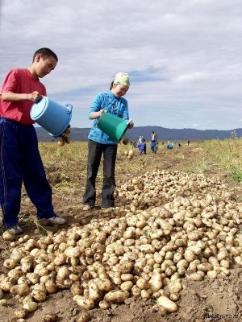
[59,125,71,145]
[28,91,41,102]
[63,126,71,136]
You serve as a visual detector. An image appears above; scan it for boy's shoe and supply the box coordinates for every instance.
[47,216,66,225]
[6,225,23,235]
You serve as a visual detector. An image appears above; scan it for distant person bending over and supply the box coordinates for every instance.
[82,72,134,210]
[0,47,66,236]
[137,140,146,155]
[167,141,174,149]
[138,136,146,154]
[138,135,143,144]
[151,130,158,153]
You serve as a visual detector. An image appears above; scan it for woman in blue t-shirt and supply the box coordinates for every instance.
[82,72,133,209]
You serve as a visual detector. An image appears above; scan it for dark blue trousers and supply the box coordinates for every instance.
[0,118,56,228]
[151,140,157,153]
[82,140,117,208]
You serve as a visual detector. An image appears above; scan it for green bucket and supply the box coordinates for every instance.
[97,112,129,142]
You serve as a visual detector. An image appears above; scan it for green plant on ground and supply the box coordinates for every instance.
[231,167,242,183]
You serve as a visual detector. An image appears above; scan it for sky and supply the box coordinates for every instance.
[0,0,242,130]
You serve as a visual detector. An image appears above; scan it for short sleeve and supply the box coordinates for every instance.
[1,69,18,93]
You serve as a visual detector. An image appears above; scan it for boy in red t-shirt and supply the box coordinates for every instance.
[0,47,66,235]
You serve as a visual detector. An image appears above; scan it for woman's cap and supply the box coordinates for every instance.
[113,72,130,86]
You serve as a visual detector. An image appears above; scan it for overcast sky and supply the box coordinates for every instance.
[0,0,242,130]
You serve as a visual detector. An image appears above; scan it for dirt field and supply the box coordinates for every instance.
[0,140,241,322]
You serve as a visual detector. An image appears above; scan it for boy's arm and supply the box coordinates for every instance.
[1,91,41,102]
[1,69,42,102]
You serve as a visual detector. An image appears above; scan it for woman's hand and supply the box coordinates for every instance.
[98,109,104,117]
[90,109,104,119]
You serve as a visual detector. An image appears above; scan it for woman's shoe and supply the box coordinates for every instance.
[47,216,66,225]
[83,204,94,211]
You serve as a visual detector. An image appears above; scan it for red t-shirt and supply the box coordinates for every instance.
[0,68,47,125]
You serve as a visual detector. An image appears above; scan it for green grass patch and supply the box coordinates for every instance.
[231,167,242,183]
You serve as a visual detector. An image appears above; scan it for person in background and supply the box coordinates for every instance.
[0,47,66,236]
[82,72,133,210]
[137,139,146,155]
[142,137,147,154]
[137,135,146,154]
[138,135,143,144]
[167,141,174,149]
[151,130,158,153]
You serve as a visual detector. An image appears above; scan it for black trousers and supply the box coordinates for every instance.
[83,140,117,208]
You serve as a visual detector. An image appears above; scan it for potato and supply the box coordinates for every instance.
[2,231,15,241]
[104,290,129,303]
[150,271,162,291]
[31,289,47,302]
[140,289,152,299]
[45,280,58,294]
[157,295,178,313]
[88,280,100,300]
[168,279,182,294]
[14,309,27,318]
[120,281,133,291]
[42,313,59,322]
[73,296,95,310]
[23,300,38,312]
[187,271,204,281]
[136,278,149,290]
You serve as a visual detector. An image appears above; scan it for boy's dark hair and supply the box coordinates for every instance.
[33,48,58,62]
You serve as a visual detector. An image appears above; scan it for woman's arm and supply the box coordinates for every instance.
[122,99,134,128]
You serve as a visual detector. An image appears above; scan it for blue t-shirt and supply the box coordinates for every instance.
[88,91,129,144]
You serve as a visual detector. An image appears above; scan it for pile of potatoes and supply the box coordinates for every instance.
[117,170,235,210]
[0,170,241,319]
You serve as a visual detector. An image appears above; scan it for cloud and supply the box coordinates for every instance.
[175,72,209,83]
[0,0,242,130]
[129,66,171,83]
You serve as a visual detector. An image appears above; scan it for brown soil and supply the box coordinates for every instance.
[0,143,241,322]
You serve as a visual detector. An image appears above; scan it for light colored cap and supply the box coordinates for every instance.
[113,72,130,86]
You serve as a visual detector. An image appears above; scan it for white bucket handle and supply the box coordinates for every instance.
[34,96,43,103]
[65,104,73,113]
